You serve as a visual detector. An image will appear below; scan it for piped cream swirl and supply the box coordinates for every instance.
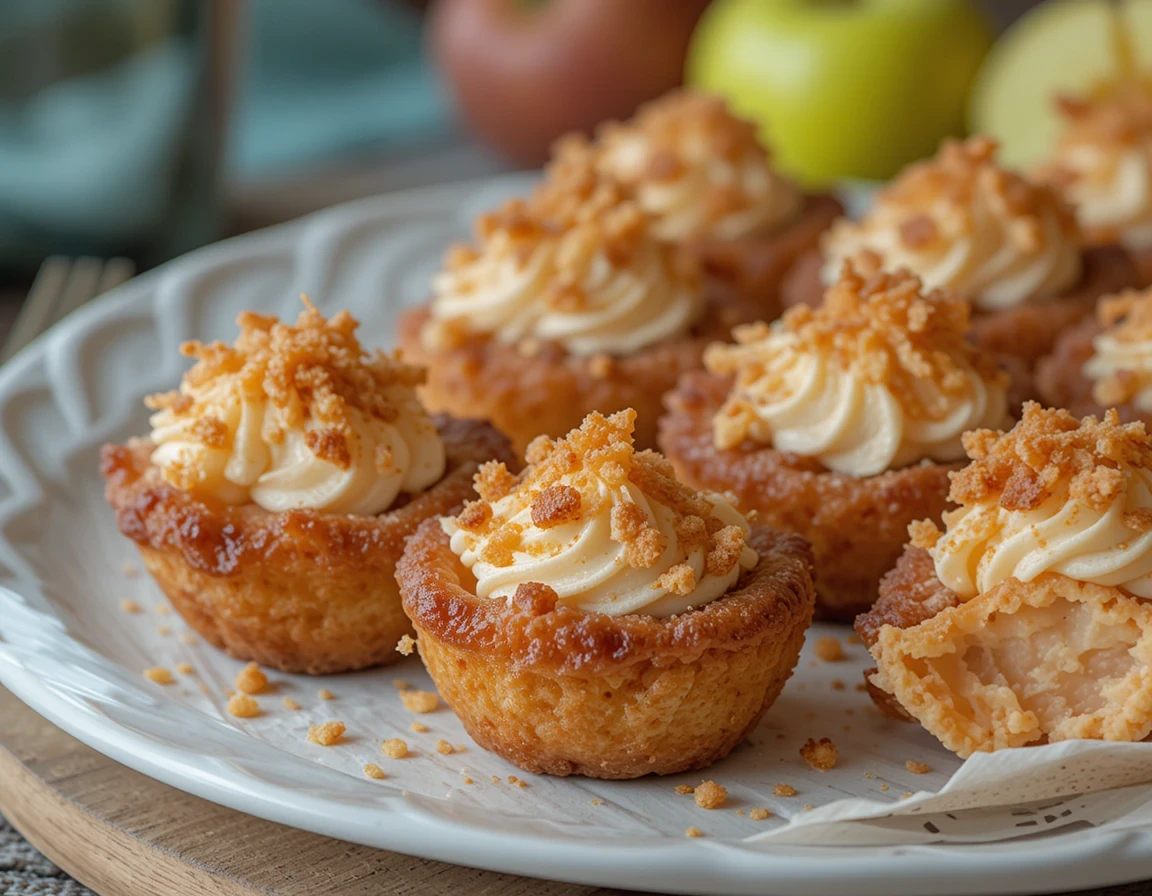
[1040,88,1152,252]
[441,409,757,618]
[913,404,1152,600]
[426,205,701,357]
[821,137,1082,312]
[148,303,445,515]
[590,91,803,243]
[707,257,1010,478]
[1083,288,1152,412]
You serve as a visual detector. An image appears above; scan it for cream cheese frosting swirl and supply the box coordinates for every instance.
[585,90,803,243]
[441,408,757,618]
[1040,88,1152,252]
[912,403,1152,599]
[1084,288,1152,412]
[821,137,1082,312]
[424,166,702,358]
[705,255,1010,478]
[147,300,445,515]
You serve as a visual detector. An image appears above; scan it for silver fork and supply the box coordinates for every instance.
[1,256,135,364]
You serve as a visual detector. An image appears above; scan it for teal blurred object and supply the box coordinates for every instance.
[230,0,450,177]
[0,0,225,271]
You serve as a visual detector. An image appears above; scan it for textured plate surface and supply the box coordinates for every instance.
[1,176,1152,896]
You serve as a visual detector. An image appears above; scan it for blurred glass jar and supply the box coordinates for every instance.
[0,0,234,273]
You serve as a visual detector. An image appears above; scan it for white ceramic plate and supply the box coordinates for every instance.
[2,176,1152,896]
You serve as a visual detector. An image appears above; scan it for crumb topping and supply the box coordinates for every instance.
[443,409,756,617]
[564,89,802,241]
[1086,288,1152,408]
[426,149,702,356]
[147,299,425,490]
[707,254,1007,458]
[226,694,260,718]
[913,403,1152,548]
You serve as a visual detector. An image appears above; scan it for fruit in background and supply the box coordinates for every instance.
[429,0,712,167]
[686,0,994,187]
[970,0,1152,170]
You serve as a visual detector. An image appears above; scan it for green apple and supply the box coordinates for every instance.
[686,0,994,187]
[970,0,1152,171]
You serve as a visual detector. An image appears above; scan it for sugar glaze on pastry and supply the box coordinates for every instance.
[705,254,1010,477]
[441,408,756,617]
[148,300,445,515]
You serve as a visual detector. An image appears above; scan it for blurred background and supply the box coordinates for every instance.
[0,0,1077,317]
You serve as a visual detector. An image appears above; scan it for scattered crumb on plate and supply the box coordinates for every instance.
[410,721,428,733]
[382,738,408,759]
[906,760,931,774]
[307,721,345,746]
[234,662,268,695]
[283,698,301,711]
[396,634,416,656]
[363,763,385,780]
[227,694,260,718]
[773,784,797,797]
[800,737,838,771]
[318,688,335,701]
[120,599,141,614]
[685,826,703,838]
[144,667,173,685]
[693,780,726,810]
[400,689,439,714]
[749,808,772,821]
[813,637,843,662]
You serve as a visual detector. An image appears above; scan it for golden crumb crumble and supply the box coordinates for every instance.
[226,694,260,718]
[800,738,839,771]
[749,808,772,821]
[179,632,198,645]
[866,136,1078,253]
[144,667,173,685]
[156,626,171,637]
[307,721,345,746]
[693,780,727,809]
[122,563,138,577]
[435,740,454,755]
[906,760,931,775]
[155,604,171,616]
[318,688,335,701]
[382,738,408,759]
[457,409,750,579]
[706,254,1006,451]
[175,663,194,675]
[145,298,426,488]
[392,679,410,690]
[685,826,704,838]
[814,637,844,662]
[773,784,798,798]
[409,721,429,733]
[396,635,416,656]
[400,690,439,714]
[675,784,695,795]
[234,662,268,695]
[120,599,141,614]
[283,698,301,711]
[363,763,385,780]
[912,403,1152,551]
[880,784,890,792]
[590,799,603,806]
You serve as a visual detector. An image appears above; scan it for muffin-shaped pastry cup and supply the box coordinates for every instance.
[1034,315,1122,420]
[694,194,843,318]
[659,372,957,620]
[856,546,1152,757]
[101,416,514,674]
[783,246,1143,369]
[397,518,815,779]
[399,296,760,457]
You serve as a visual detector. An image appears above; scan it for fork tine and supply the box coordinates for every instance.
[2,257,72,363]
[96,257,135,297]
[51,257,105,324]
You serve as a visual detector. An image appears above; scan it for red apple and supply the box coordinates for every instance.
[429,0,712,166]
